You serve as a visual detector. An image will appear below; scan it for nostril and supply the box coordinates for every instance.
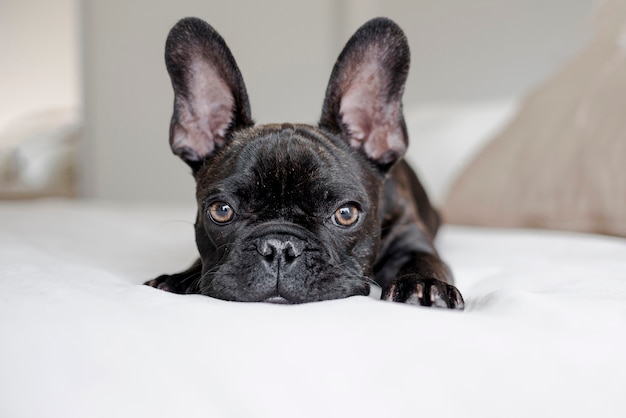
[284,245,298,264]
[285,241,303,259]
[256,237,303,265]
[258,240,275,259]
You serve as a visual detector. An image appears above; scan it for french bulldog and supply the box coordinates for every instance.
[145,17,464,309]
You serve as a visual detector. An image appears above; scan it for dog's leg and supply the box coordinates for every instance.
[381,254,465,310]
[144,259,202,294]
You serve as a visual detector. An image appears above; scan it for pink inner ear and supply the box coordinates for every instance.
[339,60,406,163]
[172,58,235,160]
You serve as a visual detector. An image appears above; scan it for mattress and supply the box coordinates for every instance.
[1,200,625,418]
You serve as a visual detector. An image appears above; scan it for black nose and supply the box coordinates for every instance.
[257,236,304,268]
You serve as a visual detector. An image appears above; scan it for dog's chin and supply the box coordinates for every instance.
[199,273,371,304]
[263,295,292,304]
[207,288,370,304]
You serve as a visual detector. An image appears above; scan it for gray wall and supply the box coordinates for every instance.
[81,0,596,203]
[82,0,339,204]
[0,0,79,131]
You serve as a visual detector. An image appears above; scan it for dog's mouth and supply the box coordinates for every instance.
[263,295,292,304]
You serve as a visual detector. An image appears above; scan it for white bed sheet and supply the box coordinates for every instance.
[1,200,625,418]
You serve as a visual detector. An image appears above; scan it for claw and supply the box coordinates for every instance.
[381,276,464,310]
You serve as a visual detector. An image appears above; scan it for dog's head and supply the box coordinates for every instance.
[165,17,410,303]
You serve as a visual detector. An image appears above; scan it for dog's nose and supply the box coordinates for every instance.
[257,237,304,266]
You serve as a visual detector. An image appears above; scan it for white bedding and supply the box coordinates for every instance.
[1,200,625,417]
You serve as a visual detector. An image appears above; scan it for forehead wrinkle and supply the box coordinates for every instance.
[251,133,350,211]
[200,125,371,216]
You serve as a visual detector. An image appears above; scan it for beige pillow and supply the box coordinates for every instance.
[444,0,626,237]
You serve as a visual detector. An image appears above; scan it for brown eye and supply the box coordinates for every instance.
[208,201,235,224]
[332,204,360,227]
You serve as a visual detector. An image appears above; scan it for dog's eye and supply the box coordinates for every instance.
[332,204,360,227]
[208,201,235,224]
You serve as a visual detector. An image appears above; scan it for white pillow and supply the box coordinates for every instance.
[403,101,518,206]
[0,108,80,193]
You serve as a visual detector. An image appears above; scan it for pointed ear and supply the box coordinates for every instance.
[165,18,253,170]
[319,18,410,171]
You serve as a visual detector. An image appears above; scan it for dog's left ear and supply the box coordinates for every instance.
[165,17,253,171]
[319,18,409,171]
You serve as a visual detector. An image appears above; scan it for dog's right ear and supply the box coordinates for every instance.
[319,18,409,172]
[165,18,253,170]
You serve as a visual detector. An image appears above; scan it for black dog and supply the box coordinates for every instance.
[145,17,464,309]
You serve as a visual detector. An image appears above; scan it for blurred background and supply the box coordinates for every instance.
[0,0,598,205]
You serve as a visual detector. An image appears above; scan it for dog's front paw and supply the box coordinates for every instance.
[381,276,464,310]
[144,261,202,294]
[144,275,176,292]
